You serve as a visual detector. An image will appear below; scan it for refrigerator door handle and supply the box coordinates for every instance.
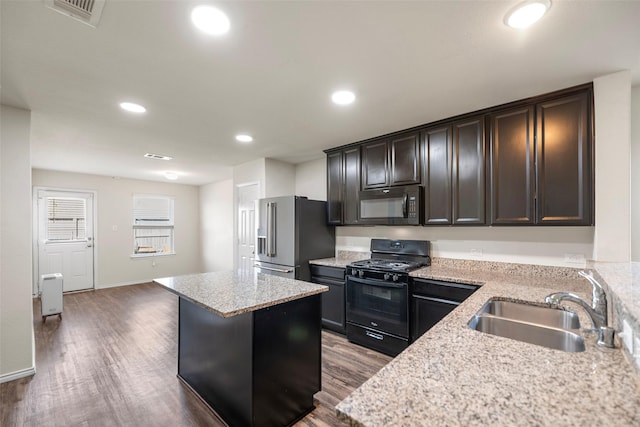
[254,263,293,274]
[266,201,276,257]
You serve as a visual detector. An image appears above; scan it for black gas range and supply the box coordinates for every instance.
[345,239,430,356]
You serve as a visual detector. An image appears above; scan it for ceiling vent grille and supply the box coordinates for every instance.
[144,153,174,161]
[45,0,106,28]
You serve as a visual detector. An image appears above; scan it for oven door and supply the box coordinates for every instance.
[346,276,409,338]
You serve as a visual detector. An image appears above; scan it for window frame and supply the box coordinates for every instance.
[131,194,175,257]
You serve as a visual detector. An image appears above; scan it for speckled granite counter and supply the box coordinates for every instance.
[153,270,327,318]
[310,251,369,269]
[336,264,640,426]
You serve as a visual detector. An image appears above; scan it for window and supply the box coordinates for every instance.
[132,194,174,256]
[46,197,86,241]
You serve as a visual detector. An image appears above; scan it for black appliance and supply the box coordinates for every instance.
[255,196,335,282]
[346,239,430,356]
[358,185,422,225]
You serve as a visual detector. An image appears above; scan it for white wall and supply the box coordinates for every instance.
[200,179,234,271]
[295,158,326,201]
[336,226,594,267]
[593,71,632,262]
[32,170,202,288]
[264,158,295,198]
[631,85,640,262]
[1,105,35,382]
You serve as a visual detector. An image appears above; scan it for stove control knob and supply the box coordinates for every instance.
[351,269,358,276]
[384,273,390,281]
[392,274,399,282]
[358,270,365,278]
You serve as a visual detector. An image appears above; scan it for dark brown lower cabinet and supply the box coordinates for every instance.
[310,264,346,334]
[410,278,478,342]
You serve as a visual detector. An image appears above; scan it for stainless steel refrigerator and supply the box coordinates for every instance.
[255,196,335,281]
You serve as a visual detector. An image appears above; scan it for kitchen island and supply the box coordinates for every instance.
[154,271,327,427]
[317,257,640,426]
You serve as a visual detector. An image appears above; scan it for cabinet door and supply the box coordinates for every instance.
[423,126,452,224]
[489,107,535,225]
[326,151,343,225]
[343,146,361,224]
[536,92,592,225]
[361,140,389,189]
[452,117,486,224]
[390,132,421,186]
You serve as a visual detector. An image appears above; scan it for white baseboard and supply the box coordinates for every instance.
[96,280,152,289]
[0,366,36,384]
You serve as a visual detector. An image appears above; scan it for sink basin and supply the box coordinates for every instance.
[468,298,585,352]
[476,298,580,329]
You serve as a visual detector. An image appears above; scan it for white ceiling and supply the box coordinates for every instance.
[2,0,640,186]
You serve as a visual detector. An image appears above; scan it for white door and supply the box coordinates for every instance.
[237,184,259,273]
[37,190,95,293]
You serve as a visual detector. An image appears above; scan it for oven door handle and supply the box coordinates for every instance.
[347,276,406,289]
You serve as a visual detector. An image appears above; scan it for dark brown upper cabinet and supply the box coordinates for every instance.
[326,151,343,224]
[452,117,486,225]
[489,106,535,224]
[326,146,361,225]
[488,90,593,226]
[362,132,420,189]
[422,126,452,225]
[536,92,592,225]
[361,140,389,189]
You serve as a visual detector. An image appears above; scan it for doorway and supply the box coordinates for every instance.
[34,188,95,293]
[236,183,259,273]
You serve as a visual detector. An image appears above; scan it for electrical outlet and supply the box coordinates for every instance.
[112,225,118,232]
[564,253,585,264]
[622,319,634,352]
[634,337,640,369]
[470,248,483,258]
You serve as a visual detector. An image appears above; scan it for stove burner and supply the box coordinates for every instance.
[348,258,423,273]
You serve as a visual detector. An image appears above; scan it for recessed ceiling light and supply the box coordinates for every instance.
[331,90,356,105]
[165,172,178,181]
[504,0,551,29]
[191,5,230,35]
[144,153,173,160]
[235,134,253,143]
[119,102,146,113]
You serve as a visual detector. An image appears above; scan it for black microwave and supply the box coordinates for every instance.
[358,185,422,225]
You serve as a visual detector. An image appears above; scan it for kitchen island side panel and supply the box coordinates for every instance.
[178,297,254,426]
[253,294,322,425]
[177,294,322,427]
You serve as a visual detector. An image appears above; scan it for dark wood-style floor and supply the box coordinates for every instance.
[1,283,391,426]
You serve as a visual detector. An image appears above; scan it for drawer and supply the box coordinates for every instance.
[346,323,408,357]
[411,278,479,303]
[310,264,345,280]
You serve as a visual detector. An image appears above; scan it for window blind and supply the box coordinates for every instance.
[133,195,174,226]
[47,197,86,241]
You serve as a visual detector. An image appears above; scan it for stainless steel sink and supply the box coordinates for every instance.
[476,298,580,329]
[468,298,585,352]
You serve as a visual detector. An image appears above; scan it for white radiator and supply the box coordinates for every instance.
[40,273,63,321]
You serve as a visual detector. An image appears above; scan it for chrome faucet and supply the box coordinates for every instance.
[545,270,615,348]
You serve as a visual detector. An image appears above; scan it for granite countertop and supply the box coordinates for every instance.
[336,264,640,426]
[153,271,327,318]
[310,251,369,269]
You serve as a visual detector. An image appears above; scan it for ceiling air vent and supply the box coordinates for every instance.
[45,0,106,28]
[144,153,173,161]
